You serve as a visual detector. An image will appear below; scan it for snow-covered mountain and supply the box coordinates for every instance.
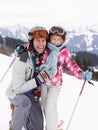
[66,26,98,55]
[0,24,29,41]
[0,24,98,55]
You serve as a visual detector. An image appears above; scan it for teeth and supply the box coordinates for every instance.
[38,46,43,49]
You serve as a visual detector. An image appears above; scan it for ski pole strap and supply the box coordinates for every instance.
[79,79,94,96]
[79,80,94,96]
[88,81,94,86]
[58,120,64,128]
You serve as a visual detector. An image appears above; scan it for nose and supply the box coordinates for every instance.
[55,40,59,45]
[39,41,44,45]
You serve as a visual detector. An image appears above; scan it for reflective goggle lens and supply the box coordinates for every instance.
[49,26,65,35]
[29,30,48,38]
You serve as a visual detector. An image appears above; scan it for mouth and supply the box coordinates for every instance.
[37,46,45,53]
[37,46,45,49]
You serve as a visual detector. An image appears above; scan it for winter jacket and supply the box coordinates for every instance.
[41,43,84,86]
[6,51,37,99]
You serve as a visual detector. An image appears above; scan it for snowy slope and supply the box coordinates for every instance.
[0,54,13,129]
[0,54,98,130]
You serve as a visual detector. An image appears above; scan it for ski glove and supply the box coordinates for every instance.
[15,44,27,54]
[35,69,51,85]
[82,70,92,81]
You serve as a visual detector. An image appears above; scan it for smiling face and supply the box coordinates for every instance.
[33,37,47,54]
[50,34,64,46]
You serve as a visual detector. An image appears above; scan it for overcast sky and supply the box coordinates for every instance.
[0,0,98,27]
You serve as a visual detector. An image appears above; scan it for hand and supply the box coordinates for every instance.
[15,45,27,54]
[35,69,52,84]
[82,70,92,81]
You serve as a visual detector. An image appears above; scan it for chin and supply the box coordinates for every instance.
[38,50,44,54]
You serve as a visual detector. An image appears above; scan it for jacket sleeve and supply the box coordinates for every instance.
[11,57,37,94]
[64,49,84,79]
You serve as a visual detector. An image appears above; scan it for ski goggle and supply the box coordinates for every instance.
[28,30,48,38]
[49,26,66,36]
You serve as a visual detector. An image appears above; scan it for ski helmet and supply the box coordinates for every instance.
[49,26,66,42]
[28,26,48,41]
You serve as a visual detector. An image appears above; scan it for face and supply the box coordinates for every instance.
[50,34,63,46]
[33,37,47,54]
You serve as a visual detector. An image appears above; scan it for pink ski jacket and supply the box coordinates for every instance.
[42,47,84,86]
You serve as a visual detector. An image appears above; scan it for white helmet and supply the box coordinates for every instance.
[28,26,48,40]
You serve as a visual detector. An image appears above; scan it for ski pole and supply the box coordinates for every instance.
[66,79,87,130]
[0,54,16,84]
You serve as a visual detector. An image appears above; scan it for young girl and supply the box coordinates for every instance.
[40,26,92,130]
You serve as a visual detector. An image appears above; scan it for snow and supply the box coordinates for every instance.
[0,54,98,130]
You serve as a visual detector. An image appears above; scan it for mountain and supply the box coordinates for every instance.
[65,26,98,55]
[0,24,29,42]
[0,24,98,55]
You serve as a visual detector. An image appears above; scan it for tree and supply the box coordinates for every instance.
[75,54,82,68]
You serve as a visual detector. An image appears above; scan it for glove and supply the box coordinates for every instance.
[82,70,92,81]
[35,69,52,85]
[15,44,27,54]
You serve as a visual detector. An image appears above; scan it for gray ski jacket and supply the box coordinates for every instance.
[6,51,37,99]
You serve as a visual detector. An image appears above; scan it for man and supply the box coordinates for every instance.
[6,26,51,130]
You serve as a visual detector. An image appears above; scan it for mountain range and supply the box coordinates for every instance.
[0,24,98,55]
[0,24,98,73]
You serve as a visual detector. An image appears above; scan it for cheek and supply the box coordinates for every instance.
[50,40,55,45]
[61,39,63,43]
[50,39,54,43]
[33,44,38,51]
[44,42,47,46]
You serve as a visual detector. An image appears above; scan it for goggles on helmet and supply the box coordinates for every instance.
[28,30,48,38]
[49,26,66,36]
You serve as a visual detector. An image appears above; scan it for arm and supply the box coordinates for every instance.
[12,56,51,94]
[64,49,84,79]
[12,57,37,94]
[64,49,92,80]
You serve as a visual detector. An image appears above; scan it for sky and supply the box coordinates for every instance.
[0,0,98,28]
[0,54,98,130]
